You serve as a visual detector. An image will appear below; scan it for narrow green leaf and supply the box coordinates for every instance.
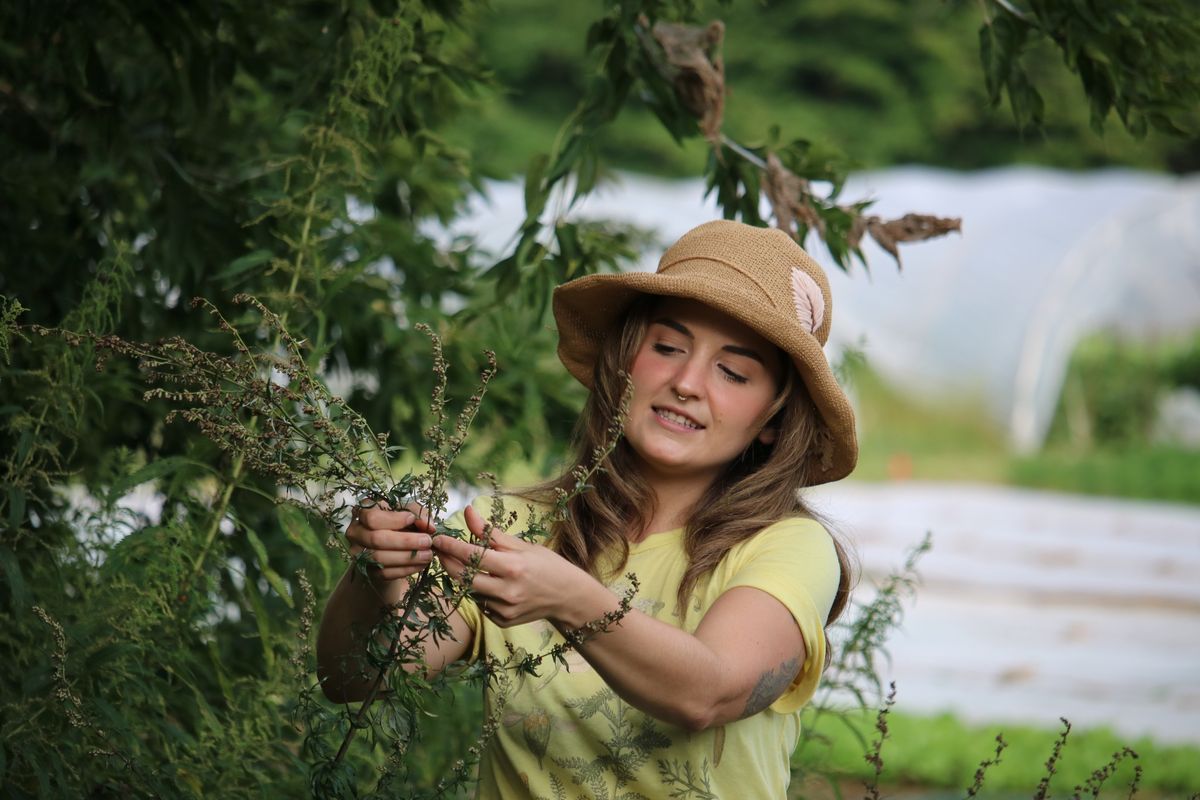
[245,526,294,608]
[978,23,1000,102]
[111,455,198,497]
[15,429,32,465]
[242,569,276,672]
[217,249,275,282]
[277,503,332,586]
[6,487,26,530]
[523,154,549,223]
[556,223,580,271]
[0,546,28,609]
[572,147,599,202]
[547,135,584,184]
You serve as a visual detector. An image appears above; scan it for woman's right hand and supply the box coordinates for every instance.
[346,502,437,581]
[320,501,465,700]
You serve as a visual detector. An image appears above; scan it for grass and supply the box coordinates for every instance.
[1011,446,1200,506]
[792,709,1200,798]
[847,362,1200,506]
[848,364,1009,485]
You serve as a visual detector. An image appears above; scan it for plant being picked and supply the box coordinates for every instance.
[32,294,635,798]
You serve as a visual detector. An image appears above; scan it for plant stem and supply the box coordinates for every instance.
[187,452,245,586]
[991,0,1032,22]
[187,243,308,584]
[719,134,767,170]
[331,567,436,765]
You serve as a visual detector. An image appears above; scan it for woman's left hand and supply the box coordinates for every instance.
[433,506,597,627]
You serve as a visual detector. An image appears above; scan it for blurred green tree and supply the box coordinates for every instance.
[463,0,1200,175]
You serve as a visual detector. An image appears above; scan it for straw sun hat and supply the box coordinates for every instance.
[552,219,857,485]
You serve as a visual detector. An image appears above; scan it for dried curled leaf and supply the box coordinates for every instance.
[652,19,726,143]
[764,153,824,240]
[865,213,963,268]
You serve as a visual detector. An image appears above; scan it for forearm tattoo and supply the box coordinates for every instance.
[742,655,801,717]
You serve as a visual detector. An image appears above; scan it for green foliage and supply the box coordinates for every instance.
[497,1,962,275]
[3,501,315,797]
[0,1,590,794]
[1046,331,1200,448]
[460,0,1200,178]
[795,533,932,790]
[1011,445,1200,504]
[843,354,1200,504]
[978,0,1200,138]
[1024,330,1200,504]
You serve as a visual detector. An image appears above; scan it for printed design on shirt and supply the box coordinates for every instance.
[656,757,718,799]
[710,725,725,767]
[551,687,673,800]
[609,577,665,619]
[523,771,570,800]
[509,706,552,767]
[521,620,592,692]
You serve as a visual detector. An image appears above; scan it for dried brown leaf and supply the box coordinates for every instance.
[652,20,725,143]
[847,213,868,251]
[866,213,962,268]
[764,153,823,240]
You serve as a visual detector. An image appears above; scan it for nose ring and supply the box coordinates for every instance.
[675,392,688,402]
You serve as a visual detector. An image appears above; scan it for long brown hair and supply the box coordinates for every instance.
[528,297,854,637]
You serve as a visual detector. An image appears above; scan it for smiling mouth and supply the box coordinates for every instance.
[653,407,705,430]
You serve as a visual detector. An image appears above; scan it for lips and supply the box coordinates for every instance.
[653,406,705,430]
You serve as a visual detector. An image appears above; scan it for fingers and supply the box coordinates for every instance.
[433,533,500,575]
[345,502,436,580]
[437,551,506,596]
[363,546,434,580]
[464,506,516,548]
[358,505,435,534]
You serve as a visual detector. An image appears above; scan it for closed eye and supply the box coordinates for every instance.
[720,365,748,384]
[652,342,682,355]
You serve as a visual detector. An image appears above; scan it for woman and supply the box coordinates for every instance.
[317,220,857,798]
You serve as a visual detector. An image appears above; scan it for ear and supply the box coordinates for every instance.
[756,426,778,446]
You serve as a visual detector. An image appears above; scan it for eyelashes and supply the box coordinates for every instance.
[720,366,748,384]
[650,343,749,384]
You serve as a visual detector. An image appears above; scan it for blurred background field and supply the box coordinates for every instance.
[849,331,1200,504]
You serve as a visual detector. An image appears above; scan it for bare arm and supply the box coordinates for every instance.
[433,506,808,731]
[316,505,475,703]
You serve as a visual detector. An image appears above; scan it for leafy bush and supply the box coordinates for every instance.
[1047,330,1200,448]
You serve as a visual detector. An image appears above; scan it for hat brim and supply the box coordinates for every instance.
[552,267,857,484]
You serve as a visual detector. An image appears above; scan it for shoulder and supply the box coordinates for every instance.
[729,516,837,565]
[720,516,842,621]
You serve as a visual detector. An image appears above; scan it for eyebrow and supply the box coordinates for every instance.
[652,317,767,365]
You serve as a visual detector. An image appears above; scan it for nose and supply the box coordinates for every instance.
[671,353,706,401]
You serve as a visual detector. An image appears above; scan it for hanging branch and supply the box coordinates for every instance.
[639,15,962,271]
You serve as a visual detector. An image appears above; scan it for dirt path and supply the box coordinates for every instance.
[806,481,1200,745]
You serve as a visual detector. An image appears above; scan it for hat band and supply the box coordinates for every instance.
[658,257,777,309]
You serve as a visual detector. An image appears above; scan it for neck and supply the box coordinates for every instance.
[633,469,716,542]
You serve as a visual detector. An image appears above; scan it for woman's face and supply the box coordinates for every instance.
[623,297,783,489]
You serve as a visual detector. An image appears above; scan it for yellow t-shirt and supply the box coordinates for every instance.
[447,498,840,800]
